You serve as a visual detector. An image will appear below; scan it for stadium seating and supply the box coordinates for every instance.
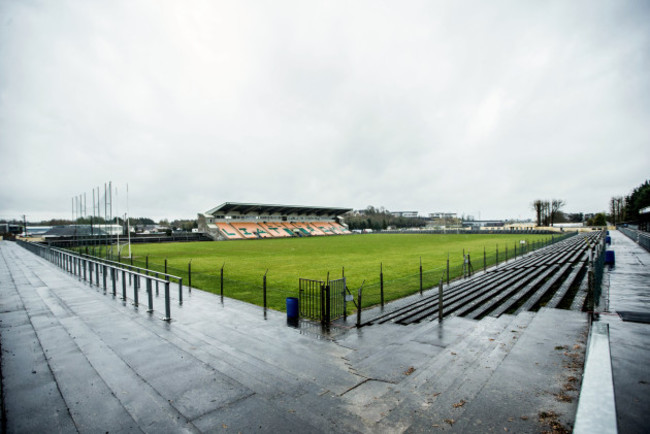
[331,222,351,234]
[215,222,244,240]
[280,223,298,237]
[259,223,292,237]
[313,222,335,235]
[304,223,326,236]
[215,220,349,240]
[232,222,270,239]
[290,222,314,236]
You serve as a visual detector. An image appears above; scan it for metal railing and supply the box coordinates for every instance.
[75,253,185,304]
[619,227,650,252]
[16,241,180,321]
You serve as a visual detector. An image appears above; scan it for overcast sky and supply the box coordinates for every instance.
[1,1,649,222]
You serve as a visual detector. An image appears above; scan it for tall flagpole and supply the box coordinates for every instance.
[126,183,132,258]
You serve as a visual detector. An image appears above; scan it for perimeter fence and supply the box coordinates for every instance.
[15,240,182,321]
[65,233,575,316]
[619,227,650,252]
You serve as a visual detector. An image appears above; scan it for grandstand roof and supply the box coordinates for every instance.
[205,202,352,217]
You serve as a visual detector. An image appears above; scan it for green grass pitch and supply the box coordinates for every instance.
[115,233,556,312]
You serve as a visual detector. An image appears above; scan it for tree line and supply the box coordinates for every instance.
[0,217,198,232]
[344,206,428,231]
[609,179,650,225]
[531,199,566,226]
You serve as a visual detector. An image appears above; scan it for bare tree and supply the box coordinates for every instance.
[542,200,551,226]
[532,200,544,226]
[609,196,625,225]
[550,199,566,226]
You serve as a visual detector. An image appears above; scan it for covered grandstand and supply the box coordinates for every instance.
[197,202,353,240]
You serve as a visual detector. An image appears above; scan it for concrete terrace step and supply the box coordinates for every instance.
[545,260,587,309]
[515,261,574,314]
[399,270,522,324]
[456,266,548,319]
[449,308,589,433]
[342,317,478,384]
[488,265,559,318]
[385,311,537,431]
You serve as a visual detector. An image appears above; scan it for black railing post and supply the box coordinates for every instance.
[438,278,443,322]
[342,277,348,321]
[263,270,268,311]
[419,257,423,295]
[145,255,149,275]
[356,281,365,328]
[380,263,384,307]
[320,283,325,325]
[163,280,171,321]
[220,263,225,301]
[325,283,331,326]
[178,278,183,305]
[111,268,116,296]
[164,258,168,275]
[147,279,153,313]
[133,274,139,306]
[122,270,127,300]
[103,265,108,291]
[188,260,192,291]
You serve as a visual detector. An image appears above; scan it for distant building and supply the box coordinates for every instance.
[43,225,109,238]
[391,211,419,218]
[463,220,505,229]
[429,212,457,219]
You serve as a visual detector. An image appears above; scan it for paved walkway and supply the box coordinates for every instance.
[597,230,650,434]
[1,240,592,432]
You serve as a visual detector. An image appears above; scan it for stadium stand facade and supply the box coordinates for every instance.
[197,202,352,240]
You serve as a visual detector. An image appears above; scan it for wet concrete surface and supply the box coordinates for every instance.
[597,230,650,434]
[1,241,593,432]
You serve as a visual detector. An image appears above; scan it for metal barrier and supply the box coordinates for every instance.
[16,241,176,321]
[619,227,650,252]
[590,237,607,310]
[298,276,347,326]
[76,254,185,305]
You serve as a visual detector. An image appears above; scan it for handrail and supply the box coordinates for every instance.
[15,240,178,320]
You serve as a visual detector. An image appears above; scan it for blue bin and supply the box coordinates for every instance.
[605,236,611,244]
[605,250,615,265]
[286,297,299,319]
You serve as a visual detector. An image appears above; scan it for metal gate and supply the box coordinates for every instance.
[299,277,347,325]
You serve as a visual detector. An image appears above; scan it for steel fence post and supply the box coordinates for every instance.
[133,274,139,306]
[438,278,443,322]
[147,278,153,313]
[122,270,127,300]
[380,263,384,307]
[163,281,171,321]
